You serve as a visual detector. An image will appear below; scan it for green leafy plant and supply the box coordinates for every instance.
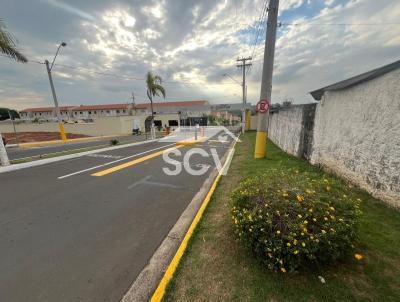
[231,171,362,273]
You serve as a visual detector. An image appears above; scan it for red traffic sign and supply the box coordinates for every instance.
[257,99,270,113]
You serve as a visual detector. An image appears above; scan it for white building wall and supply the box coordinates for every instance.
[311,69,400,206]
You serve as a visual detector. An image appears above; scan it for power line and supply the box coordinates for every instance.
[280,22,400,26]
[1,55,239,88]
[246,0,269,76]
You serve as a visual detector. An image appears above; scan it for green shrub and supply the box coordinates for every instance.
[231,172,362,273]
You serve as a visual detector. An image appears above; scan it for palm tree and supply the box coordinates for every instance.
[0,19,27,166]
[0,19,28,62]
[146,72,165,137]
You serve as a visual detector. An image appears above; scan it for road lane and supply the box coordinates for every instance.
[0,132,234,302]
[6,135,148,161]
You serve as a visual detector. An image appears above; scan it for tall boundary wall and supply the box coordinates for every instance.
[268,104,316,160]
[262,67,399,206]
[311,69,400,207]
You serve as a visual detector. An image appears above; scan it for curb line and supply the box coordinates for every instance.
[0,139,158,174]
[120,136,238,302]
[150,173,222,302]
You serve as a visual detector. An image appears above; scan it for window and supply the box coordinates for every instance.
[88,111,91,114]
[168,120,178,126]
[106,110,110,113]
[116,110,120,114]
[74,112,77,115]
[154,120,162,127]
[94,111,97,114]
[80,112,83,115]
[122,110,126,113]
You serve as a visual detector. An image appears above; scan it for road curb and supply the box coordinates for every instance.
[17,134,127,149]
[121,139,236,302]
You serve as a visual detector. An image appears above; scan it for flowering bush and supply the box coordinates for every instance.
[231,171,362,273]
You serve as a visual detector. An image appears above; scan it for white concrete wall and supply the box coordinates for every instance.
[311,69,400,206]
[0,113,180,137]
[268,106,305,157]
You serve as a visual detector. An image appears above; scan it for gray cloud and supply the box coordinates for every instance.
[0,0,399,110]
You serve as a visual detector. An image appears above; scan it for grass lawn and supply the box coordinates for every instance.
[163,131,400,302]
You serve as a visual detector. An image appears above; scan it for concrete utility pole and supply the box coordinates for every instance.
[45,42,67,142]
[237,57,252,134]
[254,0,279,159]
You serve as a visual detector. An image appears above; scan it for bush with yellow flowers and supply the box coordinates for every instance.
[231,172,361,273]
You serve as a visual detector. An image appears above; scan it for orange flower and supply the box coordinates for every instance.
[354,254,364,261]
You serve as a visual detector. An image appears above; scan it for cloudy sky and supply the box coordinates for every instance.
[0,0,399,110]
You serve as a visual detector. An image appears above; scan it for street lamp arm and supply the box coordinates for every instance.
[50,42,66,71]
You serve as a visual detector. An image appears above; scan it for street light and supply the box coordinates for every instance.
[45,42,67,142]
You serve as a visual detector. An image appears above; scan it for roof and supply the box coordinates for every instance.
[20,106,74,113]
[310,59,400,100]
[20,100,209,113]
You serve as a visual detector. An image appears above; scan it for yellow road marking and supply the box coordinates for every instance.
[150,173,222,302]
[91,146,183,177]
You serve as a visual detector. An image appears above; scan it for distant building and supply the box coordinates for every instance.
[19,100,211,120]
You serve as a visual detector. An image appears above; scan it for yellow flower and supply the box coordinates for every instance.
[329,206,335,211]
[303,220,308,225]
[298,214,303,218]
[323,179,329,183]
[294,250,299,255]
[296,194,304,202]
[293,239,298,245]
[276,230,281,235]
[324,217,328,221]
[354,254,364,261]
[287,242,291,247]
[321,230,327,234]
[301,242,306,247]
[313,218,317,222]
[283,193,289,197]
[281,267,287,273]
[308,208,313,213]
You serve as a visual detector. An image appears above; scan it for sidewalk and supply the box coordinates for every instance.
[162,132,400,302]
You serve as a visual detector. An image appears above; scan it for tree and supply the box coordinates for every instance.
[0,108,19,121]
[0,19,27,166]
[0,19,28,62]
[146,71,166,138]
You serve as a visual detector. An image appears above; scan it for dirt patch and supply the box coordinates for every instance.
[2,132,91,144]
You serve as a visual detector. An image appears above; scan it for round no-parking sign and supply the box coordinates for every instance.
[257,99,270,113]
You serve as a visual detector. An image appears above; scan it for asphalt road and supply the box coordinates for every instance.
[6,135,149,161]
[0,130,234,302]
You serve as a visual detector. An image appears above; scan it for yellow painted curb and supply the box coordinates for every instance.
[19,135,125,149]
[176,137,207,146]
[150,173,222,302]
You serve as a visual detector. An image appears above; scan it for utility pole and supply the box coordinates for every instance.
[237,56,252,134]
[254,0,279,159]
